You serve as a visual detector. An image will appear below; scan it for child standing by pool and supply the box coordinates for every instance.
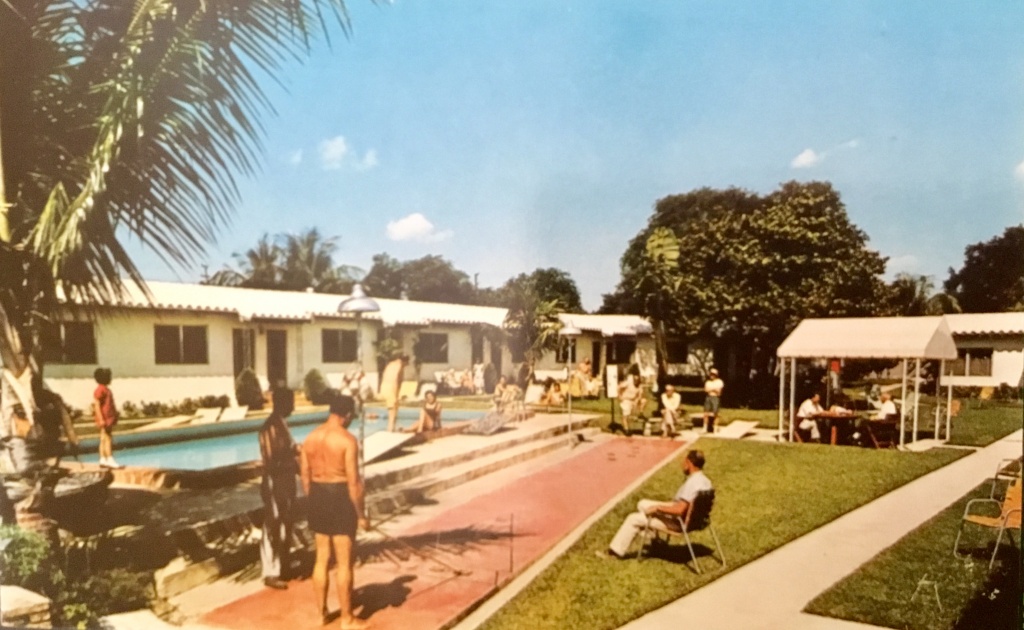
[92,367,121,468]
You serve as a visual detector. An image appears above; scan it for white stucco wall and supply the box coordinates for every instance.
[943,336,1024,388]
[45,310,244,410]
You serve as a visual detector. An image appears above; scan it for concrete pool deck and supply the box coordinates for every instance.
[193,433,685,630]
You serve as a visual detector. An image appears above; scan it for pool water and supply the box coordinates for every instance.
[82,407,481,470]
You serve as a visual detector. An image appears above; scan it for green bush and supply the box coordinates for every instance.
[235,368,264,410]
[991,382,1021,402]
[0,525,52,591]
[304,369,331,405]
[53,568,153,629]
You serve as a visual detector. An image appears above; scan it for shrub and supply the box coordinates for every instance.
[0,525,52,591]
[53,568,153,629]
[235,368,264,410]
[991,382,1021,402]
[197,394,231,408]
[304,369,331,405]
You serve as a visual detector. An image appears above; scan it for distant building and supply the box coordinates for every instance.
[942,312,1024,390]
[45,281,507,411]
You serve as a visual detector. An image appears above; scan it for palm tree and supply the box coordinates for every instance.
[0,0,351,525]
[502,278,563,378]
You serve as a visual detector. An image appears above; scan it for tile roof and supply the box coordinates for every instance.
[943,312,1024,336]
[558,313,653,337]
[63,281,508,328]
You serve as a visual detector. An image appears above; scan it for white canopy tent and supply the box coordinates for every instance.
[776,316,959,446]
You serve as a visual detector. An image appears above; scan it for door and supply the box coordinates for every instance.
[490,342,503,378]
[266,330,287,389]
[591,340,602,377]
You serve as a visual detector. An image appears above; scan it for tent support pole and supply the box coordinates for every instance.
[778,357,785,442]
[945,361,952,442]
[788,358,796,443]
[912,358,921,443]
[900,359,908,448]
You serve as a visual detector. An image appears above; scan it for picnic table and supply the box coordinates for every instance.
[811,410,861,445]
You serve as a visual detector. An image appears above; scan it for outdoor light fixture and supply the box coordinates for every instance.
[558,321,583,446]
[338,283,380,473]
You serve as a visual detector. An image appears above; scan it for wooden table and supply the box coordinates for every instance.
[811,411,861,445]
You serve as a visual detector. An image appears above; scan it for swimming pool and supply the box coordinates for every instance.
[80,407,482,470]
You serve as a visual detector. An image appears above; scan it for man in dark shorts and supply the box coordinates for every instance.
[300,395,368,629]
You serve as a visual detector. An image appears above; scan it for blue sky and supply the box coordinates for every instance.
[134,1,1024,310]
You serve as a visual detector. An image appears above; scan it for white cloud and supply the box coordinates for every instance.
[886,254,920,276]
[287,150,303,165]
[355,149,379,172]
[319,136,349,170]
[1014,160,1024,182]
[318,135,378,171]
[791,148,823,169]
[386,213,453,243]
[840,138,861,149]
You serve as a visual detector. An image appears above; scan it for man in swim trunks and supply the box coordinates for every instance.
[300,395,369,629]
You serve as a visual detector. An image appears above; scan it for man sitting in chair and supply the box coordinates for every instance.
[598,450,712,559]
[873,392,898,420]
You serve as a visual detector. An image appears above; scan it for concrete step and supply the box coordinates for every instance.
[363,415,598,494]
[368,427,601,519]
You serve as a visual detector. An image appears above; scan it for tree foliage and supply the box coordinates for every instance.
[362,254,477,304]
[204,228,360,293]
[885,273,960,316]
[602,181,889,402]
[944,225,1024,313]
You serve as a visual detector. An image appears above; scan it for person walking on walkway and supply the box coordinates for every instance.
[702,368,724,433]
[598,450,712,559]
[300,395,369,629]
[380,354,408,432]
[92,368,121,468]
[660,384,682,438]
[258,388,298,590]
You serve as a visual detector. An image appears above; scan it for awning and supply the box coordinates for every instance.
[777,316,957,360]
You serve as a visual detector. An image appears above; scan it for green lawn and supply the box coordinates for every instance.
[947,403,1023,447]
[805,481,1021,630]
[480,439,965,630]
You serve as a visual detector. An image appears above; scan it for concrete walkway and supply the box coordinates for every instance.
[620,429,1024,630]
[196,435,683,630]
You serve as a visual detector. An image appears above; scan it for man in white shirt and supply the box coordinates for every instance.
[599,450,713,558]
[874,392,898,420]
[702,368,724,433]
[796,393,824,441]
[660,385,682,438]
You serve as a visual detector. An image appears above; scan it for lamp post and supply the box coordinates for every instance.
[338,283,380,474]
[559,321,582,446]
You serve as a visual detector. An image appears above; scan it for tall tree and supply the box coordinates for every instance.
[0,0,350,525]
[603,181,888,403]
[362,254,477,304]
[886,273,960,316]
[945,225,1024,313]
[204,229,361,293]
[493,268,583,313]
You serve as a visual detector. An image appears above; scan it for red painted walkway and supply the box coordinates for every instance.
[200,437,680,630]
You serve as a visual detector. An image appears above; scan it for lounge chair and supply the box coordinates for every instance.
[218,405,248,422]
[637,489,726,574]
[953,477,1022,570]
[189,407,223,425]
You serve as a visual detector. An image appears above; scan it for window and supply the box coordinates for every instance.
[556,338,576,364]
[416,333,448,363]
[606,338,637,364]
[233,329,255,376]
[42,321,97,364]
[322,329,357,363]
[155,325,208,364]
[950,348,993,377]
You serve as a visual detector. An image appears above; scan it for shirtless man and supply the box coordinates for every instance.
[300,395,369,629]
